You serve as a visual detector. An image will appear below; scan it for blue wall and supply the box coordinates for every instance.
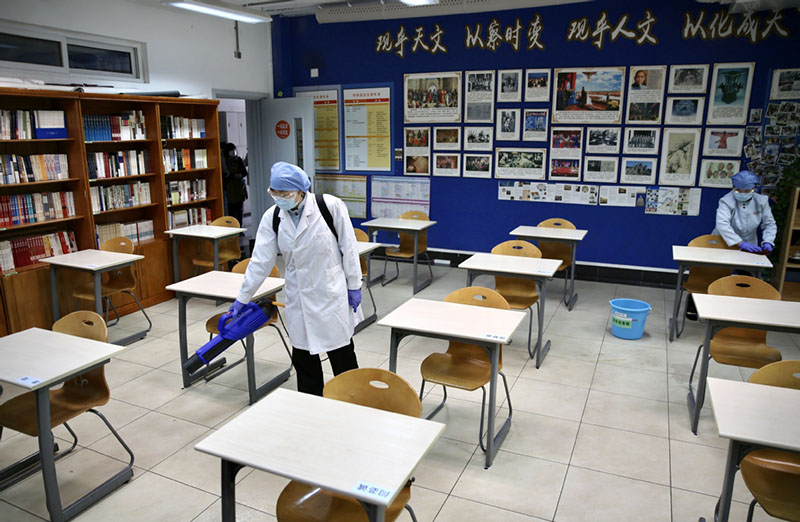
[272,0,800,269]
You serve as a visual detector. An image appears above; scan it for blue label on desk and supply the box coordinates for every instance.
[352,481,394,502]
[16,376,41,386]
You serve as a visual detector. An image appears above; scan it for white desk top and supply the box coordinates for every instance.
[165,224,247,239]
[195,388,444,506]
[362,218,436,232]
[41,249,144,270]
[459,252,561,278]
[708,378,800,452]
[672,245,772,268]
[510,225,587,241]
[356,241,382,257]
[0,328,125,394]
[166,271,284,301]
[693,294,800,331]
[378,298,525,344]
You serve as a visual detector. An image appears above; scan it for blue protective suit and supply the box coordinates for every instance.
[713,192,777,247]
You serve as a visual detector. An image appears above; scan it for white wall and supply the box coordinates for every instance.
[0,0,273,98]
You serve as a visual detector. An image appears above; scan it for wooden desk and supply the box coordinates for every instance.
[165,225,246,282]
[458,253,561,368]
[687,294,800,434]
[355,241,383,334]
[0,328,131,522]
[378,298,525,468]
[165,271,289,404]
[669,246,772,342]
[701,379,800,522]
[361,218,437,294]
[510,225,588,311]
[42,249,148,346]
[195,388,444,522]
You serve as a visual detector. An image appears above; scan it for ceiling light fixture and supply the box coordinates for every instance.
[161,0,272,23]
[398,0,440,6]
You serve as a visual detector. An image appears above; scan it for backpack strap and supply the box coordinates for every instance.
[271,193,338,242]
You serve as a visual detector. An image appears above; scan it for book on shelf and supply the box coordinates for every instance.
[167,179,207,205]
[88,150,152,179]
[95,219,154,247]
[168,207,211,229]
[82,111,147,142]
[1,154,69,184]
[0,191,76,227]
[0,109,67,140]
[90,182,151,213]
[162,148,208,172]
[160,115,206,139]
[0,230,78,273]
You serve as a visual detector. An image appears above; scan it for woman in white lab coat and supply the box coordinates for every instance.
[230,162,363,395]
[713,170,777,253]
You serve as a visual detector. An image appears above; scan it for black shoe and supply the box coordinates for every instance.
[685,310,698,321]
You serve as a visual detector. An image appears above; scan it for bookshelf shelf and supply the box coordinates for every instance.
[2,261,50,276]
[167,197,216,209]
[0,179,80,190]
[0,215,83,233]
[0,138,75,144]
[89,173,157,184]
[92,202,159,216]
[164,167,214,176]
[84,139,154,145]
[162,137,214,143]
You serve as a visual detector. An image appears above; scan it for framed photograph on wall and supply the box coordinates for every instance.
[496,108,520,141]
[524,69,551,102]
[495,147,546,180]
[770,68,800,100]
[465,70,495,123]
[404,126,430,176]
[549,158,582,182]
[665,97,705,125]
[626,65,666,125]
[621,157,657,184]
[668,64,709,94]
[464,126,493,151]
[707,62,754,125]
[702,128,744,157]
[586,127,621,154]
[463,153,493,178]
[522,109,548,142]
[659,127,701,186]
[583,156,619,183]
[497,69,523,102]
[433,126,461,150]
[550,127,583,159]
[552,66,625,124]
[404,71,462,124]
[433,153,460,177]
[623,127,660,155]
[699,159,740,188]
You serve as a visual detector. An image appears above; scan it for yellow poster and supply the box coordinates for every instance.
[297,89,340,171]
[344,87,391,172]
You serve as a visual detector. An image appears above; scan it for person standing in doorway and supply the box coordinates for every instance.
[222,142,248,225]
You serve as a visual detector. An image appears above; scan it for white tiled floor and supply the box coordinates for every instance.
[2,262,799,521]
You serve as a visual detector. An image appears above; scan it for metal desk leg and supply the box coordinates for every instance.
[178,294,225,388]
[172,236,180,282]
[354,280,377,334]
[213,239,220,271]
[220,459,243,522]
[669,263,685,343]
[412,231,432,294]
[388,330,400,373]
[366,228,385,286]
[484,343,510,468]
[36,388,65,522]
[714,439,740,522]
[565,243,578,311]
[93,272,103,317]
[360,502,386,522]
[688,320,713,435]
[244,332,291,405]
[534,279,551,368]
[50,266,60,322]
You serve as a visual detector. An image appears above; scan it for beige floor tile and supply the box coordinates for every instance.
[203,359,292,393]
[396,335,449,362]
[591,363,668,401]
[546,317,610,340]
[671,487,782,522]
[192,500,276,522]
[554,466,670,522]
[52,399,149,447]
[0,430,70,470]
[115,336,184,369]
[411,437,476,494]
[599,341,667,372]
[419,396,489,445]
[509,376,589,421]
[571,424,670,485]
[668,401,728,449]
[378,356,429,397]
[104,358,154,388]
[0,500,43,521]
[519,354,596,388]
[112,368,189,410]
[435,495,547,521]
[582,389,669,438]
[604,323,666,350]
[90,411,209,470]
[453,451,566,519]
[538,333,602,362]
[157,382,249,428]
[670,439,753,502]
[234,469,290,515]
[500,409,579,464]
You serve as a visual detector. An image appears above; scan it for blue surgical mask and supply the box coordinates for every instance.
[733,191,753,203]
[274,197,297,210]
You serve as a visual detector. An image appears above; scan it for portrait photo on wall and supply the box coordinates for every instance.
[525,68,551,102]
[665,97,705,125]
[549,158,582,181]
[620,157,657,185]
[707,62,754,125]
[550,127,583,159]
[496,108,521,141]
[668,64,709,94]
[498,69,523,103]
[404,126,430,176]
[522,109,549,142]
[495,147,546,180]
[583,156,619,183]
[702,128,744,157]
[585,127,621,154]
[769,68,800,100]
[699,159,740,188]
[552,66,625,124]
[464,126,494,151]
[463,153,493,178]
[465,70,495,123]
[659,127,701,186]
[404,155,430,176]
[433,126,461,150]
[433,153,461,177]
[404,71,462,124]
[623,127,660,155]
[626,65,666,125]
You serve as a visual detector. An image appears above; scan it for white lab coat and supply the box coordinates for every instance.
[237,193,363,355]
[713,192,777,247]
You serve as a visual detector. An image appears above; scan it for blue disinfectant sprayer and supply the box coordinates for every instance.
[183,301,279,376]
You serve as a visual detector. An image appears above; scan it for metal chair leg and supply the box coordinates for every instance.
[404,503,418,522]
[675,288,688,338]
[424,385,448,420]
[123,290,152,334]
[89,409,134,468]
[424,251,433,280]
[105,298,121,327]
[418,379,426,401]
[0,424,77,491]
[746,498,757,522]
[688,343,710,390]
[268,323,293,361]
[381,256,399,286]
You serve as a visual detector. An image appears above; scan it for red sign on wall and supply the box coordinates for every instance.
[275,120,290,139]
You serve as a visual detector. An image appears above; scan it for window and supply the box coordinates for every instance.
[0,32,62,67]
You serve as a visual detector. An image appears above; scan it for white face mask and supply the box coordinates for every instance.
[274,196,297,210]
[733,191,753,203]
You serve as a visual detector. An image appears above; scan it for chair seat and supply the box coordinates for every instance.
[710,331,782,369]
[741,448,800,522]
[684,280,713,294]
[384,246,419,259]
[498,290,538,310]
[0,386,109,437]
[277,480,411,522]
[191,253,240,268]
[205,312,275,335]
[72,281,134,300]
[420,353,500,391]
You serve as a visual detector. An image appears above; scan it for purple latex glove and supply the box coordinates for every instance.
[227,299,246,317]
[761,242,773,253]
[347,289,362,312]
[739,241,761,253]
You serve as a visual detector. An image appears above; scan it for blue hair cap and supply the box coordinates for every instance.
[731,170,758,190]
[270,162,311,192]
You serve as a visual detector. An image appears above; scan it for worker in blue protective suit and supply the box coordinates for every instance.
[228,162,363,396]
[713,170,777,253]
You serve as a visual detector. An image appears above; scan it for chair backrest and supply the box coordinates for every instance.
[444,287,510,363]
[202,216,241,261]
[232,258,250,274]
[323,368,422,418]
[685,234,735,293]
[536,218,574,270]
[100,236,137,291]
[53,311,110,401]
[708,275,781,343]
[747,361,800,389]
[398,211,428,255]
[354,228,369,275]
[490,240,541,301]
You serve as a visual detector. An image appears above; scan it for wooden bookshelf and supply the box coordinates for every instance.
[774,186,800,302]
[0,88,223,333]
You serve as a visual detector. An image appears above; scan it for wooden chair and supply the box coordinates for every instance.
[418,287,513,453]
[739,361,800,522]
[382,211,433,287]
[688,276,782,392]
[354,228,376,318]
[276,368,422,522]
[490,240,542,357]
[191,216,242,272]
[73,236,152,332]
[536,218,576,306]
[0,311,134,490]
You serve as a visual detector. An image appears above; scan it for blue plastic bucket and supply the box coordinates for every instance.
[609,299,651,340]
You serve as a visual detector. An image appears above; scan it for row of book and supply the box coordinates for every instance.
[161,115,206,139]
[169,207,212,229]
[88,150,152,179]
[1,154,70,184]
[95,219,154,247]
[0,230,78,273]
[167,179,207,205]
[0,192,76,227]
[0,109,67,140]
[83,111,147,142]
[90,182,152,214]
[162,148,208,173]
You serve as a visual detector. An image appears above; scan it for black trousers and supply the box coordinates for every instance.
[291,339,358,396]
[227,201,244,226]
